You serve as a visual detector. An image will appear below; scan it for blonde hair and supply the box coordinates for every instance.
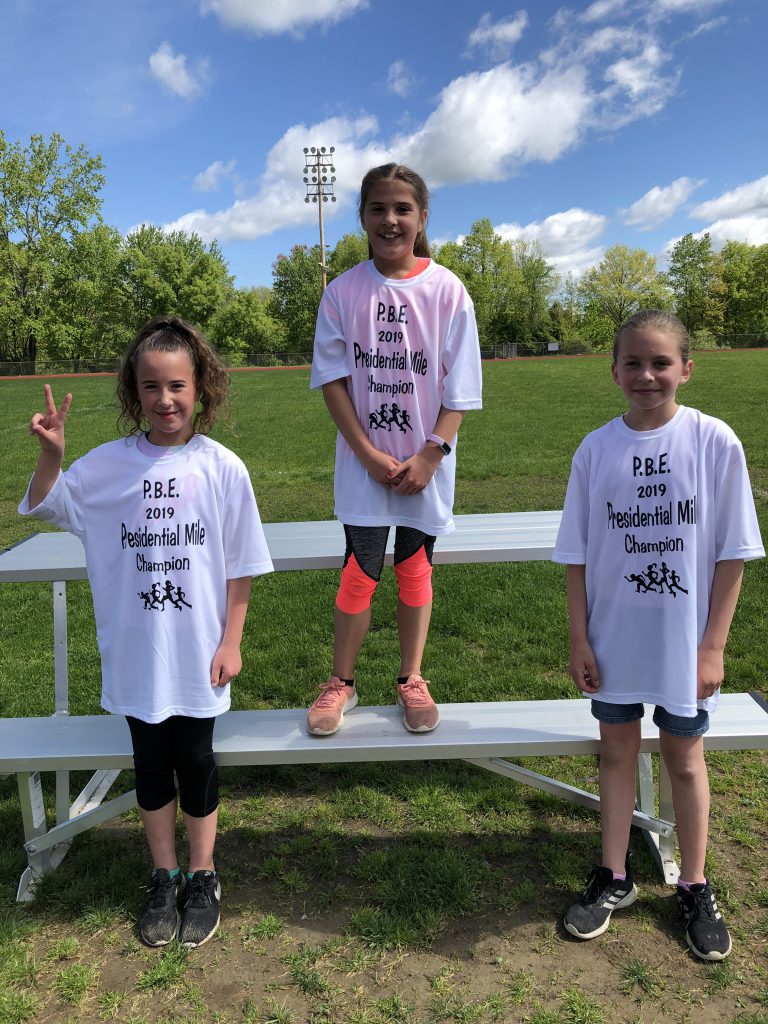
[613,309,691,364]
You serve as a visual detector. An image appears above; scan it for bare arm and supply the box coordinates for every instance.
[28,385,72,508]
[210,576,252,688]
[389,407,466,495]
[697,558,744,699]
[565,563,600,694]
[322,378,401,485]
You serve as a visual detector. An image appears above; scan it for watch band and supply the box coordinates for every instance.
[427,433,452,456]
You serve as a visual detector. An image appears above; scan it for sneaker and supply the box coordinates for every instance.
[397,675,440,733]
[178,870,221,948]
[139,868,184,947]
[564,865,637,939]
[307,677,358,736]
[677,880,732,961]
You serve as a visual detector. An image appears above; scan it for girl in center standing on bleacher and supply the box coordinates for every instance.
[21,316,274,949]
[552,309,764,960]
[307,163,482,737]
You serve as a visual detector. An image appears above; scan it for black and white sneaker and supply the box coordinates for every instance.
[677,880,732,961]
[564,865,638,939]
[139,868,185,947]
[178,870,221,948]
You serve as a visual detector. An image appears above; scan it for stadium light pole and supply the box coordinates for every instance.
[303,146,337,290]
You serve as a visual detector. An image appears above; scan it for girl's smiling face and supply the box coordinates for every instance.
[612,327,693,430]
[362,179,427,278]
[137,348,198,445]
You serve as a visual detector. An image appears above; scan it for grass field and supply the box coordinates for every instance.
[0,352,766,1024]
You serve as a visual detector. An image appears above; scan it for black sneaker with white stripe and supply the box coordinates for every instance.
[677,880,732,960]
[564,865,638,939]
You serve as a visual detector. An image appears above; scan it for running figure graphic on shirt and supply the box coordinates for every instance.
[138,579,193,611]
[624,561,688,597]
[369,402,413,433]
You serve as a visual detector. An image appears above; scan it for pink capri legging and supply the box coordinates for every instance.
[336,525,435,614]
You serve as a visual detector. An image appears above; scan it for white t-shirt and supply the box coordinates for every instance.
[20,434,274,723]
[311,259,483,535]
[552,406,764,716]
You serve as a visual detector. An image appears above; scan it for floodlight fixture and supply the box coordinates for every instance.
[302,144,338,289]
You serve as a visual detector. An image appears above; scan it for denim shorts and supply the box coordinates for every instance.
[591,699,710,737]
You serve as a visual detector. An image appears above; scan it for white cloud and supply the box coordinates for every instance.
[687,15,727,36]
[159,5,703,244]
[193,160,237,192]
[397,63,593,186]
[600,39,680,124]
[465,11,528,59]
[386,61,415,98]
[163,116,388,242]
[650,0,726,16]
[666,215,768,253]
[690,175,768,220]
[580,0,629,22]
[621,176,705,229]
[148,42,209,100]
[495,207,608,278]
[695,216,768,248]
[200,0,367,36]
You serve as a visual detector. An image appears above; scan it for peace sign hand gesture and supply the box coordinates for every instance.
[30,385,73,458]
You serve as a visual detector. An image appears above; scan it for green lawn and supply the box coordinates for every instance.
[1,352,766,718]
[0,353,766,1024]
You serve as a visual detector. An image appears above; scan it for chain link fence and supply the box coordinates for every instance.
[1,334,765,377]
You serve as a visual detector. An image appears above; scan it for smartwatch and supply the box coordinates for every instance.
[426,433,452,456]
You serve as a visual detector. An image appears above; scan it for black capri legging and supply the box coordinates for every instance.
[126,715,218,818]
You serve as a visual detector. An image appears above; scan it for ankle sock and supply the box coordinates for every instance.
[397,676,409,686]
[341,678,355,687]
[677,878,705,891]
[167,867,181,879]
[611,872,626,881]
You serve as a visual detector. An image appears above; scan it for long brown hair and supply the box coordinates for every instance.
[358,163,431,259]
[116,316,229,436]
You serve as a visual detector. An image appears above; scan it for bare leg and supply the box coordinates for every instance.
[183,808,218,873]
[139,798,179,870]
[332,604,371,680]
[599,721,641,874]
[397,599,432,677]
[659,732,709,882]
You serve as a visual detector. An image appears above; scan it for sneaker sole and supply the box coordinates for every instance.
[397,695,440,733]
[563,884,638,939]
[307,691,358,736]
[685,932,732,961]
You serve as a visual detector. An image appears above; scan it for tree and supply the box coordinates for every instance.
[579,244,672,330]
[0,132,105,362]
[719,241,768,339]
[120,226,232,334]
[44,224,126,362]
[269,244,323,352]
[209,287,286,361]
[666,233,725,336]
[328,232,369,281]
[510,239,559,345]
[435,220,524,349]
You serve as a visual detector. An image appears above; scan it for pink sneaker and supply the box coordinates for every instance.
[307,677,358,736]
[397,675,440,733]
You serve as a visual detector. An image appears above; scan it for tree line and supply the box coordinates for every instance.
[2,133,766,369]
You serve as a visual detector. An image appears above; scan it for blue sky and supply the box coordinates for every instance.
[2,0,766,289]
